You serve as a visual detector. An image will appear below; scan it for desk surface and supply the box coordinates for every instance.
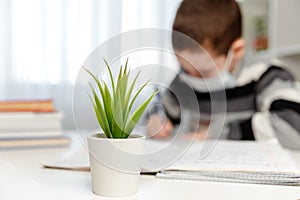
[1,143,300,200]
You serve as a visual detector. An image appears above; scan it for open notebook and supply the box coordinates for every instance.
[153,141,300,186]
[43,140,300,186]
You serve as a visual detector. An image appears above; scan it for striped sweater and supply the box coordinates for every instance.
[154,61,300,150]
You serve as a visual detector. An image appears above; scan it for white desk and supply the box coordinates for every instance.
[1,145,300,200]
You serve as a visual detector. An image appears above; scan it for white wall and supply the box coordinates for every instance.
[278,55,300,81]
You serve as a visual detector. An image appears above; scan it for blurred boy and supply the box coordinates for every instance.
[147,0,300,149]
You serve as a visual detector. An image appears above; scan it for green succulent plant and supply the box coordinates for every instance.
[84,58,158,139]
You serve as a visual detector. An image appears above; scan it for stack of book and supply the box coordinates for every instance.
[0,99,70,149]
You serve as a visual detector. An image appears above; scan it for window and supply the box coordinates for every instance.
[0,0,182,129]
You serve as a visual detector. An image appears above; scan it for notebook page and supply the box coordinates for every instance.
[167,141,299,173]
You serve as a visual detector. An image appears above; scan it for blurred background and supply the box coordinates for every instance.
[0,0,299,130]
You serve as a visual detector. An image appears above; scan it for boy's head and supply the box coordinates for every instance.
[172,0,244,78]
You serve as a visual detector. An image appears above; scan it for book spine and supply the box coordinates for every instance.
[0,130,63,139]
[0,112,63,122]
[0,99,54,112]
[0,120,62,130]
[0,136,70,149]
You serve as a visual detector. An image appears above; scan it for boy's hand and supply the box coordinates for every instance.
[180,128,208,141]
[146,114,174,139]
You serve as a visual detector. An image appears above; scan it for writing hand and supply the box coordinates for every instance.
[180,128,208,141]
[146,114,174,139]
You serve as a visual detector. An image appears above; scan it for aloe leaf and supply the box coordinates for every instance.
[88,94,105,132]
[111,89,124,138]
[123,71,141,124]
[119,75,128,110]
[123,58,129,76]
[83,67,102,91]
[125,80,150,120]
[103,58,115,88]
[88,83,112,138]
[84,67,113,137]
[101,82,114,133]
[121,58,129,101]
[92,101,108,136]
[114,65,126,108]
[116,66,123,97]
[124,91,159,136]
[111,119,123,138]
[113,64,129,121]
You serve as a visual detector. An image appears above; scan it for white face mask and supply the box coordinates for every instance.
[180,50,236,92]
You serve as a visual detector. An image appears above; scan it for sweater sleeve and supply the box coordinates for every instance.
[253,65,300,149]
[161,89,181,125]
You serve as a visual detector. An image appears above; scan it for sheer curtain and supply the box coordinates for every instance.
[0,0,181,129]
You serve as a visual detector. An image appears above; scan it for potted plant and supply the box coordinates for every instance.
[84,59,157,196]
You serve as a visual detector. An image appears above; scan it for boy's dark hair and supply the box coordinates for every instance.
[172,0,242,55]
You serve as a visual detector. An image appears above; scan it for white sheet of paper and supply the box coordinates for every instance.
[43,145,89,171]
[167,140,299,173]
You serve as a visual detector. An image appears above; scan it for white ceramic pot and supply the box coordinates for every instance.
[87,133,145,197]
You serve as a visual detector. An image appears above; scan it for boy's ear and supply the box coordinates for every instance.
[231,38,245,61]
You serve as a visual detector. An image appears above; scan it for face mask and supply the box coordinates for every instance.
[179,50,236,92]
